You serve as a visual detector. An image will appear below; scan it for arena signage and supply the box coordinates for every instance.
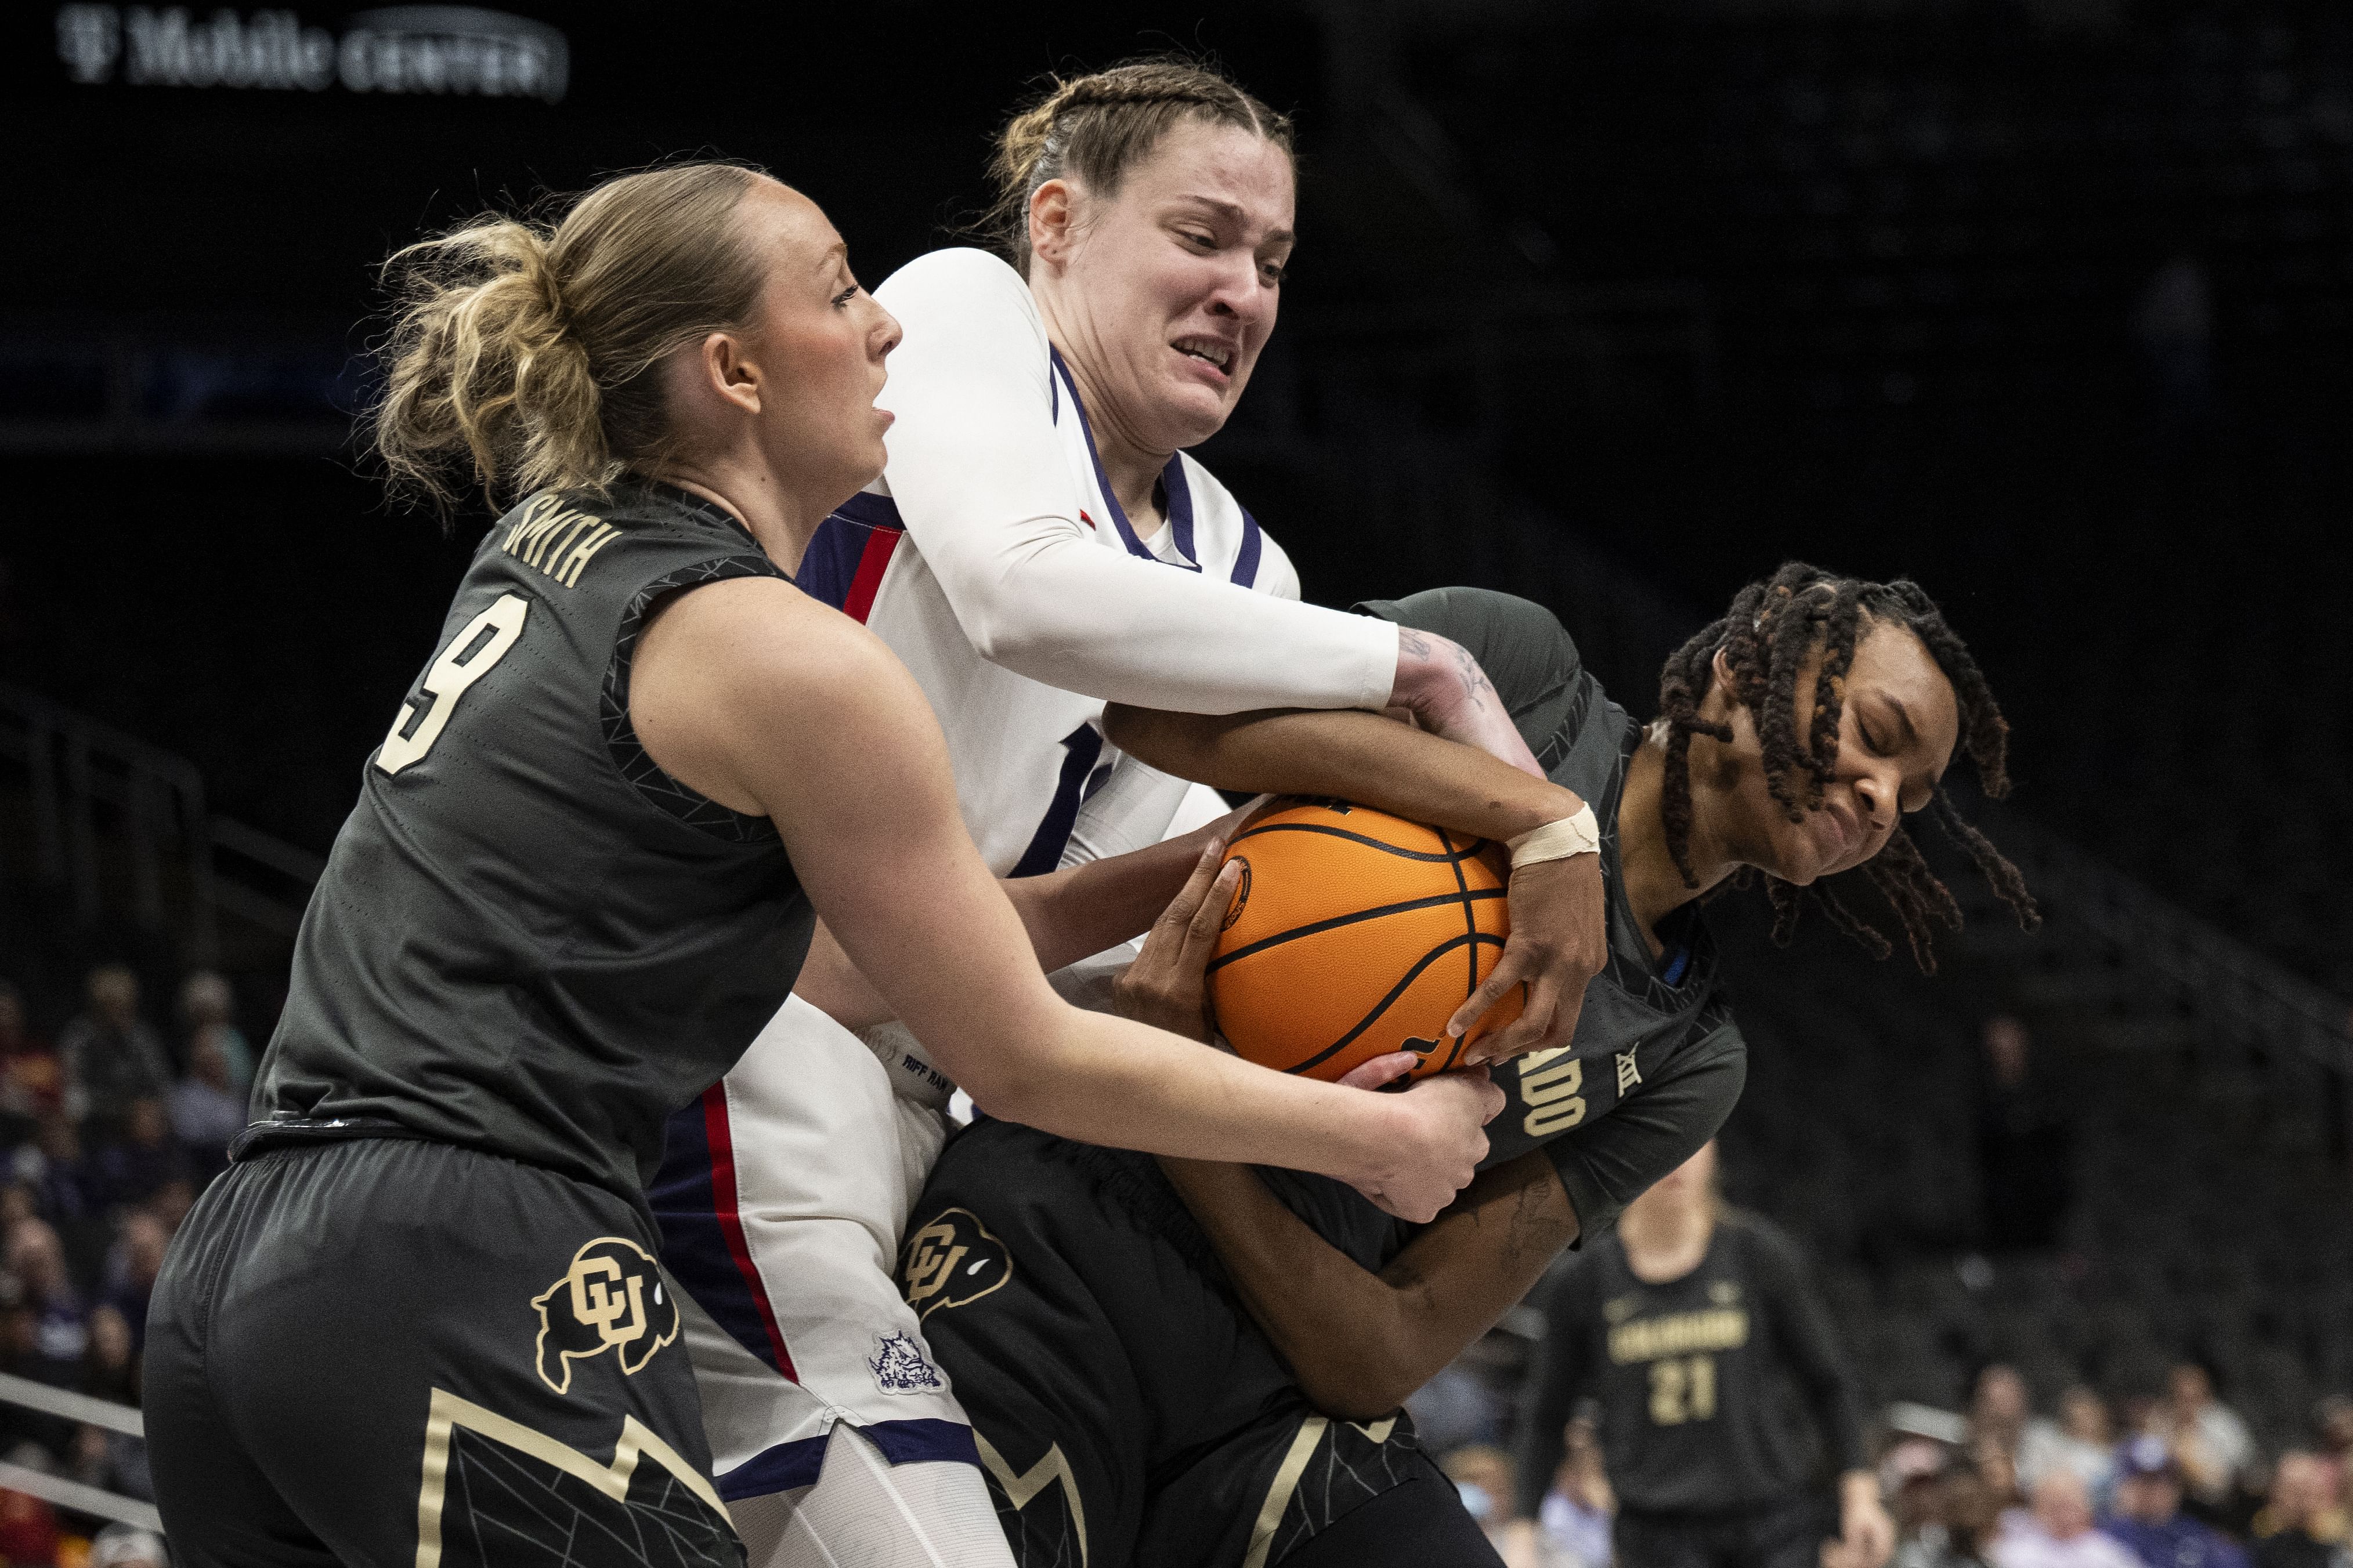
[53,5,569,102]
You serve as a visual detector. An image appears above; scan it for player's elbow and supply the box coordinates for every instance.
[1291,1355,1415,1424]
[949,582,1082,675]
[1286,1313,1426,1421]
[1100,704,1208,779]
[952,1053,1052,1127]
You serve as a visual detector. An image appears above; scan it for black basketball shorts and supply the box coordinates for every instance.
[903,1117,1466,1568]
[144,1136,743,1568]
[1614,1494,1832,1568]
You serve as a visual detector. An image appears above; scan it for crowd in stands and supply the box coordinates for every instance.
[0,962,248,1567]
[1466,1361,2353,1568]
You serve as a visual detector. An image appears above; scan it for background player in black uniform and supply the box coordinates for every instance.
[1509,1140,1892,1568]
[140,163,1503,1567]
[906,569,2034,1567]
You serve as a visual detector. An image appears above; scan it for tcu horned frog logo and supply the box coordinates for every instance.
[900,1207,1012,1321]
[531,1237,681,1395]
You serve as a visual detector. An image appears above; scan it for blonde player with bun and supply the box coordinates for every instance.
[656,56,1613,1568]
[140,161,1502,1565]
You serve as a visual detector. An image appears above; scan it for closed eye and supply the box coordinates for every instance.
[832,284,862,307]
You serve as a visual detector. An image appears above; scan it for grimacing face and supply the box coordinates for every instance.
[1041,118,1295,453]
[1700,617,1961,888]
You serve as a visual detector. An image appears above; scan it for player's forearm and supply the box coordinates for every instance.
[1104,704,1582,842]
[1157,1156,1415,1419]
[995,827,1215,975]
[917,515,1397,712]
[979,1012,1427,1189]
[1160,1149,1580,1419]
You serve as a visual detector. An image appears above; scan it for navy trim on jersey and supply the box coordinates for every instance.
[1009,722,1108,878]
[1163,453,1202,570]
[1234,503,1264,589]
[1051,346,1164,564]
[714,1419,982,1500]
[1049,346,1259,586]
[798,491,906,616]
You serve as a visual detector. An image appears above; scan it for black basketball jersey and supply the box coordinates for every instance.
[250,481,815,1209]
[1516,1210,1869,1516]
[1252,588,1747,1272]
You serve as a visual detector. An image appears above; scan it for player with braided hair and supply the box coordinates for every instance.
[655,55,1609,1568]
[1653,562,2033,968]
[902,566,2036,1567]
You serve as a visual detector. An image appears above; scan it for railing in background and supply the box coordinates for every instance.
[0,681,322,960]
[0,1370,160,1530]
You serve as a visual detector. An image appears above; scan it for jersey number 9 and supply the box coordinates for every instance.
[377,594,530,776]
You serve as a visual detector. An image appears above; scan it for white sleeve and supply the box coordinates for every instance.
[873,249,1396,715]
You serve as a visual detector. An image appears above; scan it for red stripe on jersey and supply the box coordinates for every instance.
[841,527,902,625]
[700,1085,799,1381]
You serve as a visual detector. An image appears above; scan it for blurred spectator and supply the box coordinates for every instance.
[1995,1471,2140,1568]
[2249,1453,2346,1568]
[75,1305,153,1505]
[1899,1466,2003,1568]
[2307,1399,2352,1522]
[89,1522,170,1567]
[0,1480,62,1568]
[2022,1388,2120,1500]
[1975,1017,2075,1252]
[177,969,254,1096]
[169,1024,247,1180]
[21,1111,100,1225]
[2102,1434,2249,1568]
[147,1174,196,1234]
[1409,1355,1511,1454]
[2154,1362,2258,1514]
[6,1219,88,1390]
[57,966,171,1132]
[82,1302,135,1404]
[95,1096,187,1209]
[99,1209,169,1349]
[1974,1366,2034,1466]
[1444,1445,1528,1562]
[0,980,63,1121]
[1537,1417,1616,1568]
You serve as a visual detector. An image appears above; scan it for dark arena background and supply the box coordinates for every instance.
[1,0,2350,1559]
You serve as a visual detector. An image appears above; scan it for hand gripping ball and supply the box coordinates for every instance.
[1209,798,1524,1082]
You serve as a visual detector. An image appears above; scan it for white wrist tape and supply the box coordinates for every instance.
[1507,804,1601,868]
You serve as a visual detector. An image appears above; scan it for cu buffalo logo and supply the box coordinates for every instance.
[899,1208,1011,1321]
[532,1237,681,1395]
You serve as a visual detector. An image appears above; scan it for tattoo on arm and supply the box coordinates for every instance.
[1452,642,1495,715]
[1399,629,1433,660]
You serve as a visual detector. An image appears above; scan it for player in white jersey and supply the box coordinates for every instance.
[651,58,1614,1566]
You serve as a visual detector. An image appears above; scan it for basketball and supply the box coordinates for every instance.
[1209,798,1524,1082]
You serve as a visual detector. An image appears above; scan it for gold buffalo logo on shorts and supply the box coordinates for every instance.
[531,1237,681,1395]
[900,1207,1011,1320]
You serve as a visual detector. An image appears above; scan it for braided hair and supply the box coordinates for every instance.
[985,56,1296,273]
[1656,562,2038,972]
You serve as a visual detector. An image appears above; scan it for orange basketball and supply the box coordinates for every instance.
[1210,798,1523,1082]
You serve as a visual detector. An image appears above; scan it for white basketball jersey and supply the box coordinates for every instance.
[795,331,1299,874]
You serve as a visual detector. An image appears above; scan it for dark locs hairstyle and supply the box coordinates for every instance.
[1656,561,2038,971]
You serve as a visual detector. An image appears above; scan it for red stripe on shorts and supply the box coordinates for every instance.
[701,1084,800,1381]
